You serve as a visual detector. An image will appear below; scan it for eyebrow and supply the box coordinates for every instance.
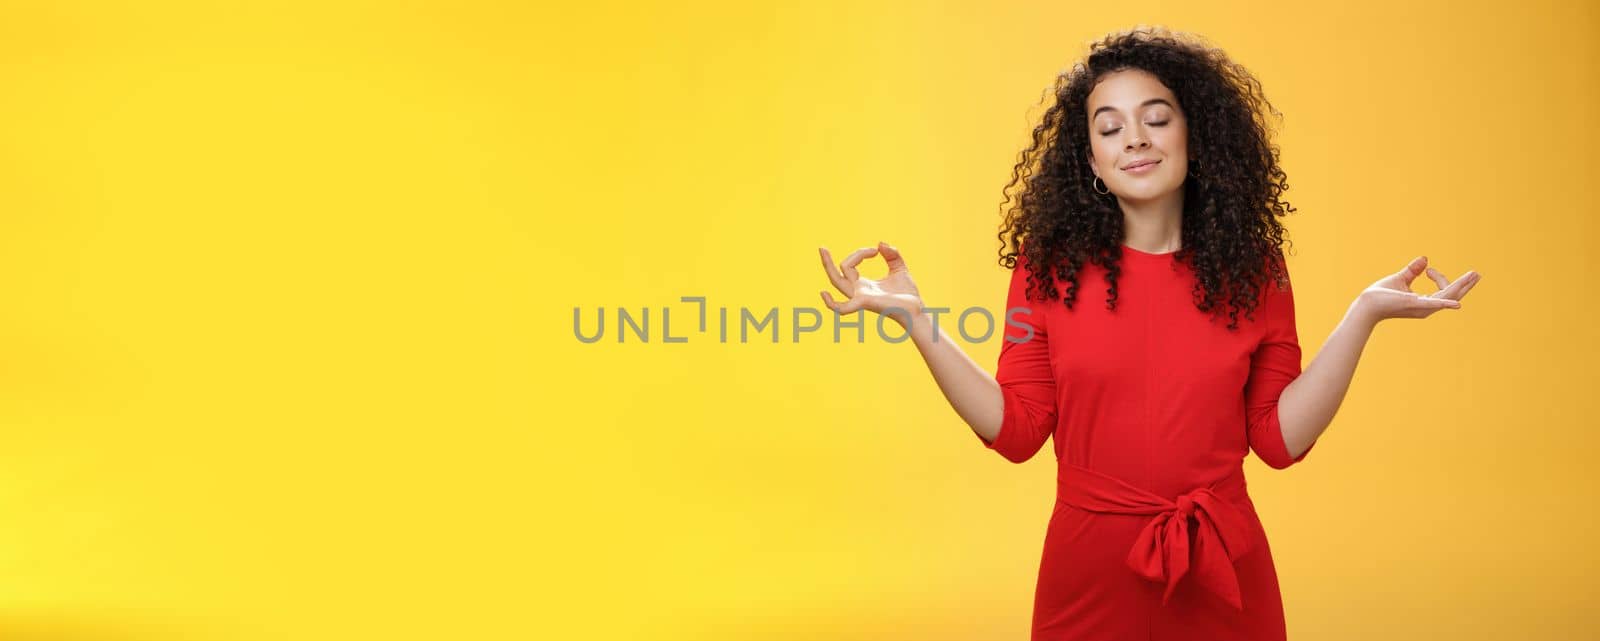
[1092,98,1175,119]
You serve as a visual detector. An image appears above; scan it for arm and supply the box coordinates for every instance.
[1243,256,1318,469]
[1256,254,1479,466]
[1276,304,1375,461]
[899,257,1056,463]
[819,243,1056,463]
[898,309,1004,443]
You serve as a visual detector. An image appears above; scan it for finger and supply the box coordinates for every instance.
[1424,267,1450,291]
[1436,270,1481,301]
[1453,271,1482,301]
[840,247,879,282]
[819,247,848,292]
[821,290,863,315]
[821,290,867,313]
[878,241,909,272]
[1415,293,1462,310]
[1396,255,1428,287]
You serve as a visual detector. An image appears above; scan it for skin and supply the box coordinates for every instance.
[817,69,1482,454]
[1086,69,1190,254]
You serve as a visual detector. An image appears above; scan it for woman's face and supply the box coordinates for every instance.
[1085,69,1189,202]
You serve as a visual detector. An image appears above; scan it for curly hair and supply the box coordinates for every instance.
[996,27,1296,331]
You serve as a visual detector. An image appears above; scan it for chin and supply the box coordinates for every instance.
[1116,185,1181,201]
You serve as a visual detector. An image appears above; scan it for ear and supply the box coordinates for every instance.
[1086,151,1099,178]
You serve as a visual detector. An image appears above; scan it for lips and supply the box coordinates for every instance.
[1122,159,1160,171]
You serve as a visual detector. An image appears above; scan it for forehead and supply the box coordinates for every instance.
[1087,70,1178,117]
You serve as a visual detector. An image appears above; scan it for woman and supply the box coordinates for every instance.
[816,28,1480,641]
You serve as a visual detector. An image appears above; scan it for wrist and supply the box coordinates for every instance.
[1346,297,1381,329]
[887,305,928,329]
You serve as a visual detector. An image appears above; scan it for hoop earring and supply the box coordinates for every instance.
[1092,176,1110,195]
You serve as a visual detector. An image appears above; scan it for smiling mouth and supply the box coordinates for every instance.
[1122,160,1160,172]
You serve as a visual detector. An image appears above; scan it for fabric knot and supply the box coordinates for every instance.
[1175,494,1196,518]
[1055,464,1258,611]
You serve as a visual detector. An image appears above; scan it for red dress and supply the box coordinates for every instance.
[981,245,1316,640]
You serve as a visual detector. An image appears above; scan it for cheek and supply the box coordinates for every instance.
[1159,126,1189,157]
[1091,137,1117,168]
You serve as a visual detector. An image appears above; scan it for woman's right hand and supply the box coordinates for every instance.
[818,241,926,325]
[819,242,1006,446]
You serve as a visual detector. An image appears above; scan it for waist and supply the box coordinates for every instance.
[1055,463,1250,515]
[1053,462,1258,610]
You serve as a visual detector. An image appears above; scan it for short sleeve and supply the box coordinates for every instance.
[978,254,1059,464]
[1245,253,1315,469]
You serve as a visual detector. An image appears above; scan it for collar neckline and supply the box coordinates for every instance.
[1120,243,1181,258]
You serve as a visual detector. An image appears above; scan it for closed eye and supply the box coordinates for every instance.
[1099,121,1170,137]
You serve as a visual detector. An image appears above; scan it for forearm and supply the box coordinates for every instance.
[894,309,1004,442]
[1277,302,1379,458]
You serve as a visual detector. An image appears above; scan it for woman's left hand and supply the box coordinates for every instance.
[1352,255,1481,324]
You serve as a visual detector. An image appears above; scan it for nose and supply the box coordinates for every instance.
[1125,130,1150,151]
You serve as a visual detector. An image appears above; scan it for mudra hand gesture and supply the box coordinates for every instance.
[1354,255,1481,322]
[818,241,926,326]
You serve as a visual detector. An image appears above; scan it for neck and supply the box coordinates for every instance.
[1118,189,1184,253]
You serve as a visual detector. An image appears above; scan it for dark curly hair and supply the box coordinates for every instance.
[996,27,1296,331]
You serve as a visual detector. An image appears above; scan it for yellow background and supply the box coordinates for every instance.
[0,1,1593,639]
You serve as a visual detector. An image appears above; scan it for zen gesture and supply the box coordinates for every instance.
[818,241,926,324]
[1354,255,1481,323]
